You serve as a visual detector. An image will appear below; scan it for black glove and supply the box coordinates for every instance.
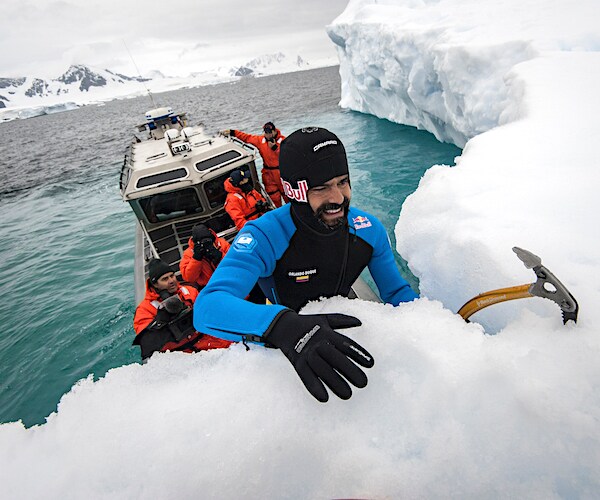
[255,200,268,213]
[264,311,374,402]
[192,244,203,260]
[193,237,222,264]
[149,304,172,328]
[204,244,223,264]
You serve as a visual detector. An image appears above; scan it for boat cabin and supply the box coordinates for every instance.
[120,108,263,302]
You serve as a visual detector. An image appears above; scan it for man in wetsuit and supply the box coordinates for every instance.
[194,127,418,401]
[133,258,231,360]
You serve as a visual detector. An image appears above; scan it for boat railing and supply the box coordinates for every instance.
[230,136,258,154]
[139,220,159,260]
[142,211,237,270]
[119,149,133,195]
[188,138,215,149]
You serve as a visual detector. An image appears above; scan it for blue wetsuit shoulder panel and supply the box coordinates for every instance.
[193,206,295,342]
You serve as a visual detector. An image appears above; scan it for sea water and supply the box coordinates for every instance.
[0,66,461,426]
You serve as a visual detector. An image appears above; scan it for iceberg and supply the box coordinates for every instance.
[0,102,80,121]
[328,0,599,147]
[2,0,600,497]
[328,0,600,331]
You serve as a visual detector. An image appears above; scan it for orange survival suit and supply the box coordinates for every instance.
[180,231,230,288]
[133,279,231,360]
[223,177,268,230]
[231,128,287,207]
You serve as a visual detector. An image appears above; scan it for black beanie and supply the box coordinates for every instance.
[148,258,173,284]
[279,127,349,203]
[230,169,248,187]
[192,223,213,242]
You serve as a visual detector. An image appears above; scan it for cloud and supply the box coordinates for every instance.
[0,0,348,77]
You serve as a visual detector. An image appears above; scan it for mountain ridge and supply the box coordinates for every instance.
[0,52,332,120]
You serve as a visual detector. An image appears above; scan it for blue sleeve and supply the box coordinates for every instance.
[193,209,293,343]
[361,214,419,305]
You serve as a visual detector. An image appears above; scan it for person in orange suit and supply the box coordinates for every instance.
[223,169,269,230]
[180,223,230,289]
[222,122,288,207]
[133,258,231,360]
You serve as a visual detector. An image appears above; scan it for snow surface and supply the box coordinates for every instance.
[3,0,600,498]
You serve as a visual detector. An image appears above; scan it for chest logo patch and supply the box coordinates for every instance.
[288,268,317,283]
[352,215,372,229]
[233,232,257,252]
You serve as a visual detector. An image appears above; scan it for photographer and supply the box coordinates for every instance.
[180,224,230,289]
[133,258,231,360]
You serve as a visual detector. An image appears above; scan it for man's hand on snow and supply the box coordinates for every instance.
[264,311,374,402]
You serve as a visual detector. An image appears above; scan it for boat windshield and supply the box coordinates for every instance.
[203,172,231,208]
[203,165,253,208]
[139,188,205,223]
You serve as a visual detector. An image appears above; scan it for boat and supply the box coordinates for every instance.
[119,106,381,305]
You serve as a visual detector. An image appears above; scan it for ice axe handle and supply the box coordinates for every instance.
[457,247,578,324]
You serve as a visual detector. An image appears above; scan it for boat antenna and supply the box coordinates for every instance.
[122,39,157,108]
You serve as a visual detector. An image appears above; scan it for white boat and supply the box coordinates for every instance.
[119,106,380,304]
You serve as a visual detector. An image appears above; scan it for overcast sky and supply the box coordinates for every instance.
[1,0,349,78]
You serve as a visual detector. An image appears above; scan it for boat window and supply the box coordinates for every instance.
[136,167,188,188]
[203,165,251,208]
[138,188,204,223]
[195,150,242,172]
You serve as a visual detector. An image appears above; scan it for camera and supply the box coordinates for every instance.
[196,237,213,253]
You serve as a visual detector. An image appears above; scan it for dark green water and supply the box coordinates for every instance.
[0,66,460,426]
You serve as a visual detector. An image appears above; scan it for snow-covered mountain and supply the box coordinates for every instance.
[0,52,328,121]
[229,52,309,77]
[0,64,159,120]
[0,65,148,105]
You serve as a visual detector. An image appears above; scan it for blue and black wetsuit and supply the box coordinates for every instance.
[193,203,418,343]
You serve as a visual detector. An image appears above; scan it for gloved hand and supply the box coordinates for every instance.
[264,311,374,402]
[149,306,172,329]
[220,129,232,137]
[161,294,185,314]
[193,242,205,260]
[255,200,268,213]
[193,238,222,264]
[204,244,223,265]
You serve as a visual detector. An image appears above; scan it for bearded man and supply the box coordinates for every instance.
[194,127,418,402]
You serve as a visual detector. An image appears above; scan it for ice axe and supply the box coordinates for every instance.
[457,247,578,324]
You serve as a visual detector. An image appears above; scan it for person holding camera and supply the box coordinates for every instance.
[220,122,288,207]
[223,169,270,230]
[180,223,230,289]
[133,258,231,360]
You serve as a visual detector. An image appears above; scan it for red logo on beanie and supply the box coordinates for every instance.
[282,179,309,203]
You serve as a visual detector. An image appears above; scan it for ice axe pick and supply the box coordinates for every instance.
[457,247,578,324]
